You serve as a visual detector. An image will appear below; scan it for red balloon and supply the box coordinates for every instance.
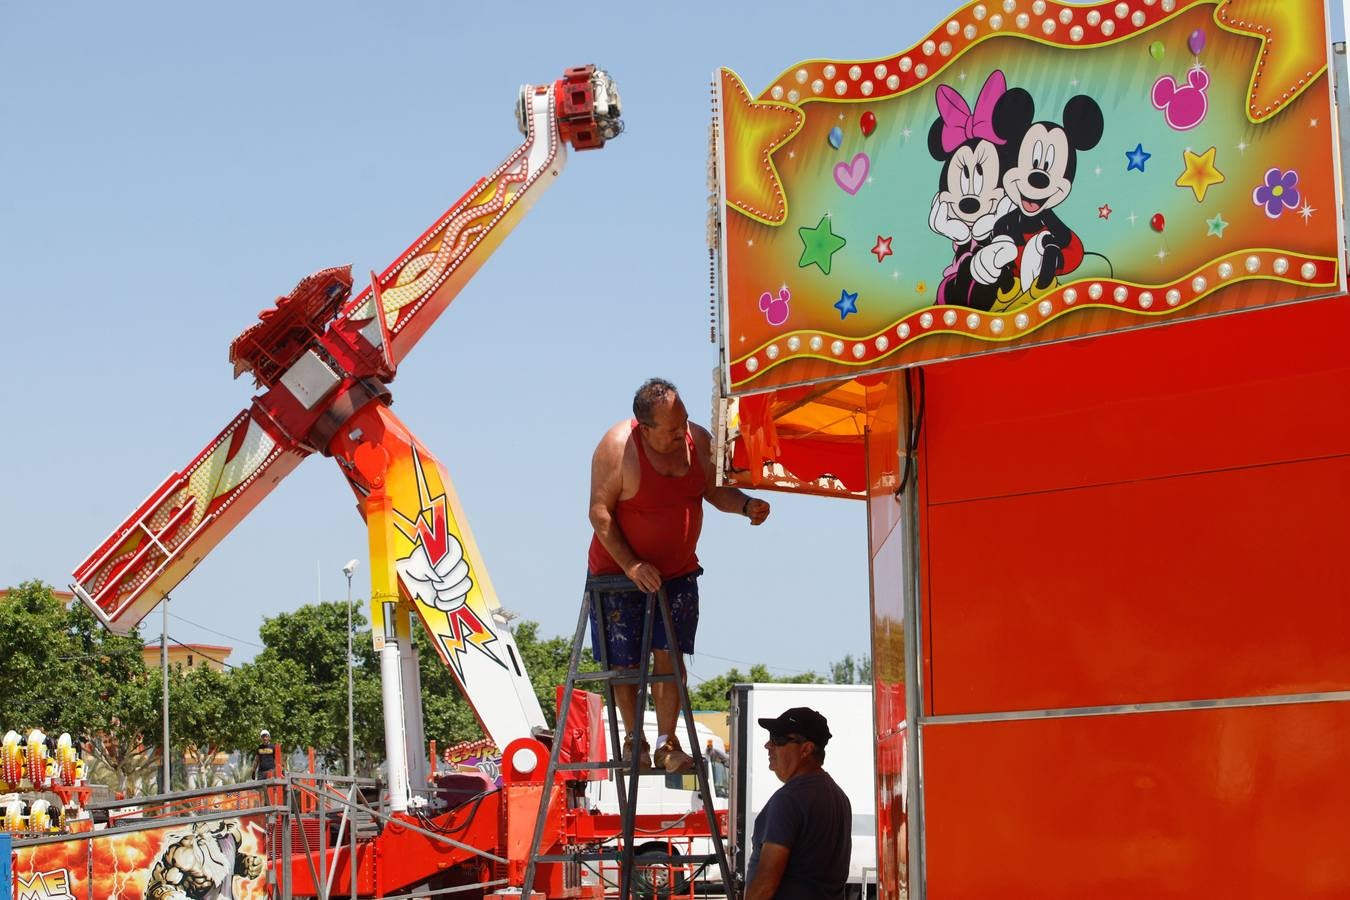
[860,111,877,137]
[1150,213,1165,232]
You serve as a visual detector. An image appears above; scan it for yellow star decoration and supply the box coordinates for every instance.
[1176,146,1225,203]
[1215,0,1329,123]
[719,68,804,226]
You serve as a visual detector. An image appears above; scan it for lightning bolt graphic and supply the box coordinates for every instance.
[393,447,504,681]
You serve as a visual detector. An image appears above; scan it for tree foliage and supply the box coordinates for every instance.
[0,582,156,790]
[415,619,602,748]
[242,601,384,774]
[2,582,876,790]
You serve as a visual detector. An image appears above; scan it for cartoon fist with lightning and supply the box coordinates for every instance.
[397,528,473,612]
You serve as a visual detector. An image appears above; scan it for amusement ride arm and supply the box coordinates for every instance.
[71,68,623,753]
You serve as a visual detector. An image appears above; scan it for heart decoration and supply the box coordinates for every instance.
[834,153,870,195]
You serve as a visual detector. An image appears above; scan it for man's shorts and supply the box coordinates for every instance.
[587,568,702,668]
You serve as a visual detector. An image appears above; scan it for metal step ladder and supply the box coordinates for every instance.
[522,573,734,899]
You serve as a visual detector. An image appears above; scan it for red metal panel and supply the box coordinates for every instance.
[926,453,1350,714]
[917,298,1350,714]
[922,703,1350,899]
[554,688,607,781]
[875,729,908,900]
[923,298,1350,506]
[865,375,910,899]
[909,295,1350,897]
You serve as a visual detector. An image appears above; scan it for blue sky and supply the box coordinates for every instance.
[2,3,1345,689]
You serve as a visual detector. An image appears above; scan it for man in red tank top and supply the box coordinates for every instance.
[589,378,770,771]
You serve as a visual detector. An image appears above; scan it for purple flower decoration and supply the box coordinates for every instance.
[1252,167,1300,219]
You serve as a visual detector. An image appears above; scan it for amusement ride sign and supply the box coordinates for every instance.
[714,0,1345,394]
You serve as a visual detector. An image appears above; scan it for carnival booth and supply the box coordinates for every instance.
[711,1,1349,896]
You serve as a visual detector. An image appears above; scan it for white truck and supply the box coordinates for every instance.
[728,683,877,897]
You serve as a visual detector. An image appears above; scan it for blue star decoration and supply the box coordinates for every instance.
[834,288,859,319]
[1125,143,1152,173]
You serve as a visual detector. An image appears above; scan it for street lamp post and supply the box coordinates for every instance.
[161,595,170,793]
[342,560,359,776]
[342,559,359,900]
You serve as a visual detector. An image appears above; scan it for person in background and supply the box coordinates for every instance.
[745,707,851,900]
[706,737,730,796]
[254,730,277,780]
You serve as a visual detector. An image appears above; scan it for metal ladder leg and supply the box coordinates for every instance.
[593,585,631,823]
[520,587,596,896]
[520,579,667,899]
[657,588,736,893]
[615,589,659,900]
[521,579,707,899]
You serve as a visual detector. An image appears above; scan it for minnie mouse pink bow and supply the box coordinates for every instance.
[937,69,1007,153]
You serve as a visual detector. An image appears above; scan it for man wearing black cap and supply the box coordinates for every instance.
[745,707,851,899]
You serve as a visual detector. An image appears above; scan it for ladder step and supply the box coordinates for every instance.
[553,760,680,775]
[533,852,718,864]
[570,670,677,684]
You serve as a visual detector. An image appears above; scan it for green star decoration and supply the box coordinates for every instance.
[797,214,847,274]
[1206,213,1229,238]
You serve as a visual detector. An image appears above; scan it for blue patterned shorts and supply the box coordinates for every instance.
[587,568,702,668]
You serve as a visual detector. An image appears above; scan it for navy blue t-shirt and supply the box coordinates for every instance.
[746,770,851,899]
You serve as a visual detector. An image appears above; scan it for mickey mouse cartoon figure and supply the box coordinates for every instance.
[927,69,1017,310]
[970,88,1104,311]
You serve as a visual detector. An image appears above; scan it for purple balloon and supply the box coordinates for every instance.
[1188,29,1206,55]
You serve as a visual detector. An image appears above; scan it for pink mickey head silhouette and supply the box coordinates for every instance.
[1152,66,1210,131]
[759,287,790,326]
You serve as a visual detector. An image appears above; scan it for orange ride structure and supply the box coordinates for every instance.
[712,1,1348,897]
[70,65,623,792]
[38,66,721,900]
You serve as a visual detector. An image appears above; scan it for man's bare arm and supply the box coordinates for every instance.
[744,843,791,900]
[588,430,662,592]
[695,424,770,525]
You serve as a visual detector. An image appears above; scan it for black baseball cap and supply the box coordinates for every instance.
[758,706,831,747]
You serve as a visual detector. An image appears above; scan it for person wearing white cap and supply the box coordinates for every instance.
[254,729,277,780]
[745,707,851,899]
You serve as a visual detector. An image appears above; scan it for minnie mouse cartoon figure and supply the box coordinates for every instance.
[970,88,1104,311]
[927,69,1017,309]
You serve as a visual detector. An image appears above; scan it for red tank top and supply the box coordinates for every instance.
[588,421,705,579]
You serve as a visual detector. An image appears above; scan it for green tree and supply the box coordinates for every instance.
[415,626,479,748]
[0,581,95,726]
[689,664,824,711]
[415,619,603,749]
[246,601,383,772]
[0,582,156,792]
[512,620,601,728]
[92,670,161,793]
[172,662,234,785]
